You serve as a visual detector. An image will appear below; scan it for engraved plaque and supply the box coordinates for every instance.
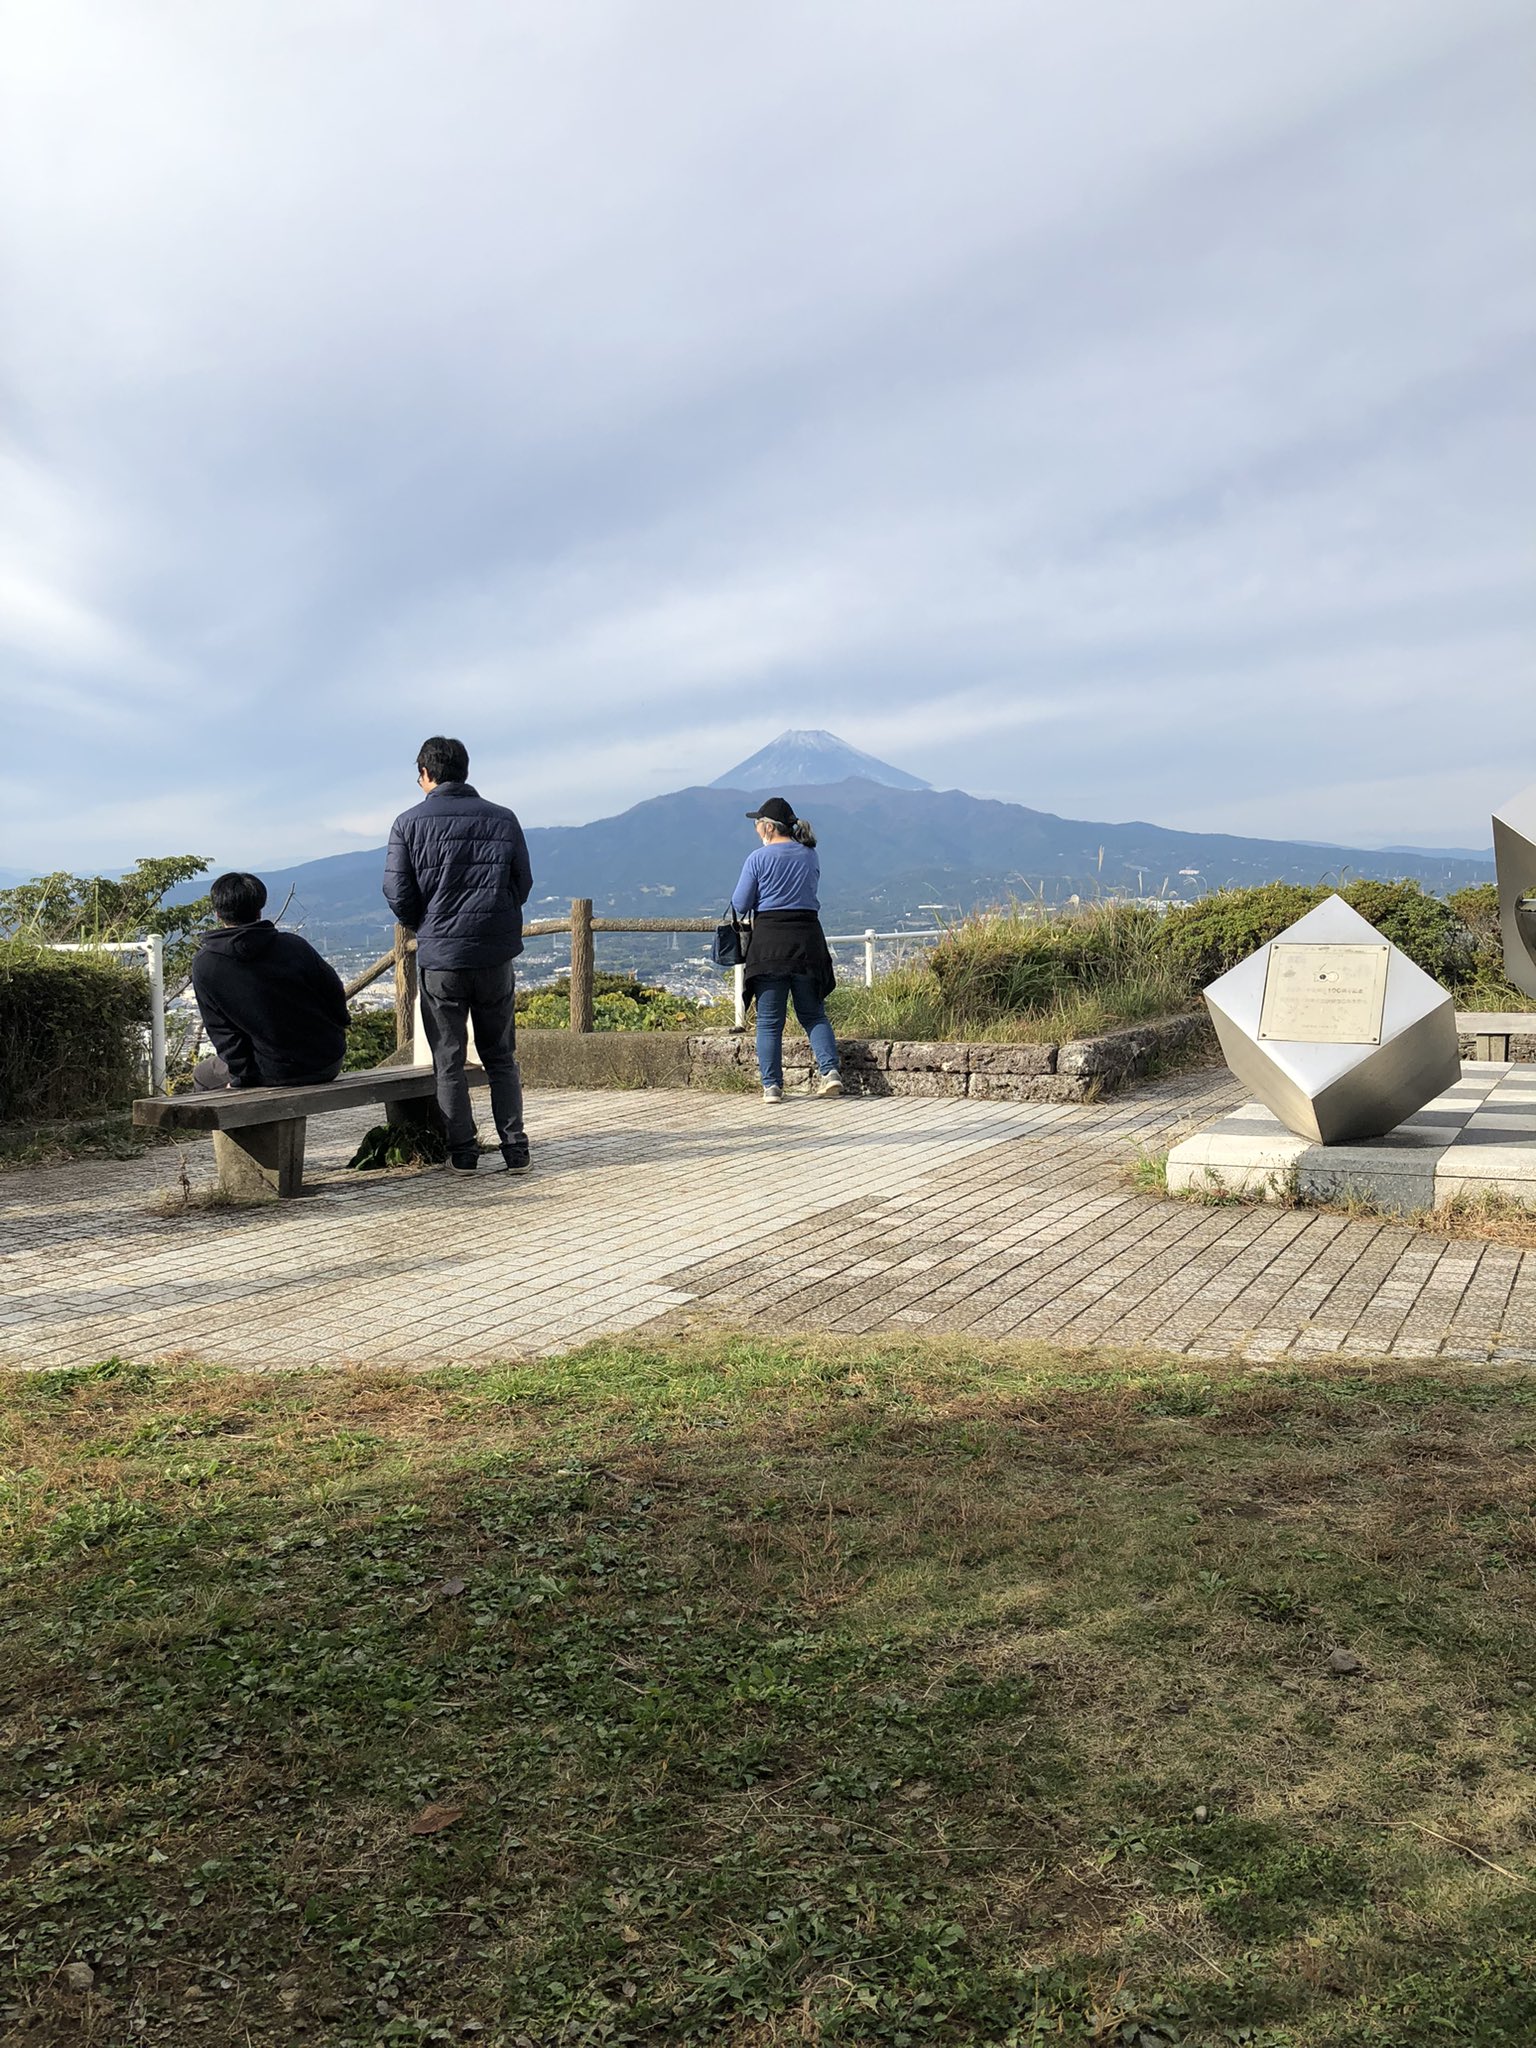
[1258,942,1389,1045]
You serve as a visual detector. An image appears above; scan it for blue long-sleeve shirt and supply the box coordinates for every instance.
[732,840,821,915]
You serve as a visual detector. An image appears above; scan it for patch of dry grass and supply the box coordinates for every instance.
[1418,1186,1536,1248]
[1143,1148,1536,1247]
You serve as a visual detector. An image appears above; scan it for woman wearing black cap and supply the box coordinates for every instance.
[732,797,842,1104]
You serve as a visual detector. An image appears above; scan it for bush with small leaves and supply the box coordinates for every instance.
[0,940,152,1120]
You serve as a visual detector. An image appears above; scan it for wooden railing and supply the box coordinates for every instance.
[344,900,719,1044]
[345,900,949,1049]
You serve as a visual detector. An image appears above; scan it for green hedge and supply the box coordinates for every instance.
[0,941,152,1122]
[1157,880,1473,989]
[517,972,728,1032]
[343,1006,398,1070]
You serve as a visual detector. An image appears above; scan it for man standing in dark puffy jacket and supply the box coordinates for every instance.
[384,736,533,1174]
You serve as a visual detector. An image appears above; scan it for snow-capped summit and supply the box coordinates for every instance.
[710,729,931,792]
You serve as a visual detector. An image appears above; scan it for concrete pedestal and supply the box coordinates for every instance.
[1166,1063,1536,1213]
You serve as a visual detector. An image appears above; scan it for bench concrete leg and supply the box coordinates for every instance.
[212,1118,307,1199]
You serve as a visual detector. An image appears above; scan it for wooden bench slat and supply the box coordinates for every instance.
[132,1065,481,1133]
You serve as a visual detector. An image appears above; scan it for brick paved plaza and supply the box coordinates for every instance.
[4,1071,1536,1370]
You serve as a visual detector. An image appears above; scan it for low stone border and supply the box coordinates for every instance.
[687,1012,1212,1102]
[513,1014,1212,1099]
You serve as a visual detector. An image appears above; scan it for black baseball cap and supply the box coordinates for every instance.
[746,797,797,829]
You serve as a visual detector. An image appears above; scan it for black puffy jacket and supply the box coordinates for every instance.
[383,782,533,971]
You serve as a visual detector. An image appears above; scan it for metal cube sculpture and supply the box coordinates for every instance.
[1203,893,1459,1144]
[1492,779,1536,999]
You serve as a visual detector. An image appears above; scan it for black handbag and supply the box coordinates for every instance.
[710,908,748,967]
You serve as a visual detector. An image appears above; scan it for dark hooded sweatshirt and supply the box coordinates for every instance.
[190,921,349,1088]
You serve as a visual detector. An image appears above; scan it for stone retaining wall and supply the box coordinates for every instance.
[687,1012,1212,1102]
[516,1028,692,1090]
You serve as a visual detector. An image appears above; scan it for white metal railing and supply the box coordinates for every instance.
[730,926,945,1028]
[826,926,947,987]
[46,936,167,1093]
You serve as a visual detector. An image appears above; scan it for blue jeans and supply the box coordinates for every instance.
[755,975,840,1089]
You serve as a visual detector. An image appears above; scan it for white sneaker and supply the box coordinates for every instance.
[762,1084,783,1103]
[816,1072,845,1098]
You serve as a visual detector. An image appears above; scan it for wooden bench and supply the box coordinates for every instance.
[132,1065,475,1198]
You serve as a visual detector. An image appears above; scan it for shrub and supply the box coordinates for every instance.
[519,991,571,1030]
[0,940,152,1121]
[593,992,647,1031]
[0,855,213,990]
[517,973,725,1032]
[1339,880,1465,986]
[1158,880,1469,989]
[343,1006,398,1070]
[1156,885,1326,987]
[829,901,1194,1042]
[1447,883,1507,989]
[831,876,1526,1043]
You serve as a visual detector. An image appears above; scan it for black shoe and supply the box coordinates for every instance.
[502,1135,531,1172]
[450,1150,481,1174]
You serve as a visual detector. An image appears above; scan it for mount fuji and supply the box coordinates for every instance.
[710,730,930,793]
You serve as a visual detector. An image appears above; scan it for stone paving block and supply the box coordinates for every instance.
[883,1071,968,1099]
[887,1041,971,1074]
[837,1039,892,1070]
[966,1042,1058,1077]
[961,1072,1038,1102]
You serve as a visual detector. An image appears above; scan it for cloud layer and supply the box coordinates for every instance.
[1,0,1532,872]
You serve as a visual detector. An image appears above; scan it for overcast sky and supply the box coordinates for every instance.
[1,0,1532,875]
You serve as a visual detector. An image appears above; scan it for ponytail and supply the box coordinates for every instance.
[792,816,817,849]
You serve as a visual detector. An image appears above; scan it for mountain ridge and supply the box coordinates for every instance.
[210,776,1496,952]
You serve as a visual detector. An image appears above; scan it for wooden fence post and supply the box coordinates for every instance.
[393,924,418,1055]
[569,899,594,1034]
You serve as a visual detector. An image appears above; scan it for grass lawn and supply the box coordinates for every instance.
[1,1338,1533,2046]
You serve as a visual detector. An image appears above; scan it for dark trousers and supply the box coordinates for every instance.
[419,961,525,1157]
[193,1055,343,1091]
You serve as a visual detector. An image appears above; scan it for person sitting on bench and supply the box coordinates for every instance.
[190,871,349,1092]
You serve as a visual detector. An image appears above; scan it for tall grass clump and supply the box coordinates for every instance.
[828,902,1195,1043]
